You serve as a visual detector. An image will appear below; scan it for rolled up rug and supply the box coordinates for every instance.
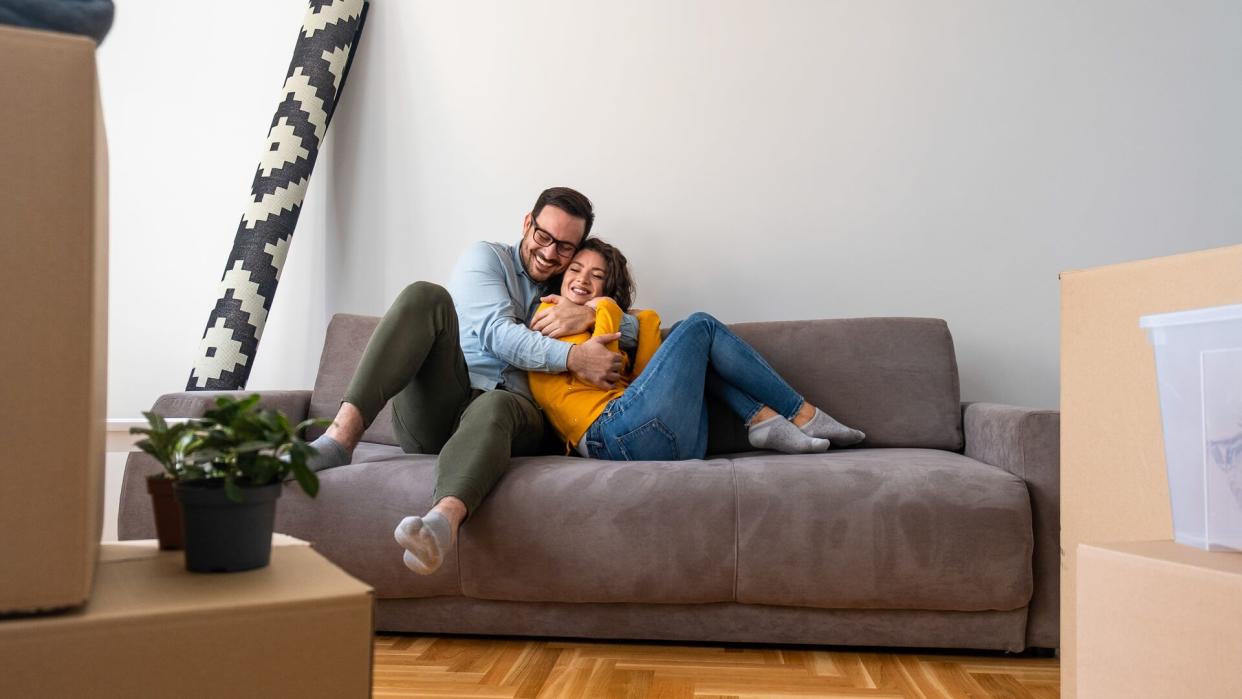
[187,0,368,391]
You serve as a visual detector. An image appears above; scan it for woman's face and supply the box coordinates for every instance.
[560,249,608,304]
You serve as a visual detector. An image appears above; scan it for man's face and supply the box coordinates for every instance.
[519,205,586,283]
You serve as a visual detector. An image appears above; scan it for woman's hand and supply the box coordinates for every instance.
[585,296,615,310]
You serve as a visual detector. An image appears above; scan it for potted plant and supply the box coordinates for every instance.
[173,394,327,573]
[130,412,196,550]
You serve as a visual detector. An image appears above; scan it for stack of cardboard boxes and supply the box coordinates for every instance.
[0,25,373,698]
[1061,244,1242,698]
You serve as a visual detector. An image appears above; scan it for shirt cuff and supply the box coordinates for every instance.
[547,338,572,373]
[619,312,639,351]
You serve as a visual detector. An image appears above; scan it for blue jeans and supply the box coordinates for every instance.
[583,312,805,461]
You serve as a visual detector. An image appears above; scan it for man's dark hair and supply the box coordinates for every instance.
[531,186,595,240]
[578,238,635,312]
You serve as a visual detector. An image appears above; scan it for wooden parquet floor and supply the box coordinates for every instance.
[372,635,1059,699]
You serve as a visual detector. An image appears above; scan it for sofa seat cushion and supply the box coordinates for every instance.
[275,443,463,599]
[733,448,1033,612]
[458,455,737,605]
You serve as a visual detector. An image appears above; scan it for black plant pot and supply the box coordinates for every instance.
[174,480,282,573]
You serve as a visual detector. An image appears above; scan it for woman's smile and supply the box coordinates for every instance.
[561,249,608,304]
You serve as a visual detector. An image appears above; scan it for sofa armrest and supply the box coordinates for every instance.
[963,401,1060,650]
[150,389,312,422]
[117,451,163,540]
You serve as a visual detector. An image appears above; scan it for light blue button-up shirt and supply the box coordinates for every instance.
[447,240,637,402]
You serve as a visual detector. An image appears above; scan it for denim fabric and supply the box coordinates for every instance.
[0,0,115,44]
[585,312,805,461]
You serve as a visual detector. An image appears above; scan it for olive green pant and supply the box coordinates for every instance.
[341,281,545,514]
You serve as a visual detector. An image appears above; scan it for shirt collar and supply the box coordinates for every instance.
[511,239,530,281]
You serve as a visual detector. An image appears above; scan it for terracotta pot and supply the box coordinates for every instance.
[175,480,281,573]
[146,474,183,550]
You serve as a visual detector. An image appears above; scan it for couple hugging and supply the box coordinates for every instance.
[306,187,866,575]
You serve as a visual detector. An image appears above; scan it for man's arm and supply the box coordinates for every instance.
[450,244,622,388]
[533,300,624,388]
[532,295,640,350]
[450,243,572,373]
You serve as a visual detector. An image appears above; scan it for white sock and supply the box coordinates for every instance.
[393,511,453,575]
[748,415,830,454]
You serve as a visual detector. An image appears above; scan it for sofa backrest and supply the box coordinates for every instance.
[311,314,963,451]
[726,317,962,450]
[309,314,400,446]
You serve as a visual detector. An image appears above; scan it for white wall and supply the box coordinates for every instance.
[103,0,1242,419]
[100,0,331,420]
[326,0,1242,410]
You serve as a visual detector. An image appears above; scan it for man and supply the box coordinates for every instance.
[304,187,639,574]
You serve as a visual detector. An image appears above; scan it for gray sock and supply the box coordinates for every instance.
[749,415,830,454]
[305,434,353,472]
[799,408,866,446]
[394,511,452,575]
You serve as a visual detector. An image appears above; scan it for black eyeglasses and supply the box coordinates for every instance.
[529,220,578,258]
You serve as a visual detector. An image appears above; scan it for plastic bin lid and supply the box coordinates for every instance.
[1139,302,1242,329]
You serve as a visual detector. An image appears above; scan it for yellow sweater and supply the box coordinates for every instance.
[529,299,663,452]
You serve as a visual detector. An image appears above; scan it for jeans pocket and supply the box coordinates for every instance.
[616,418,679,461]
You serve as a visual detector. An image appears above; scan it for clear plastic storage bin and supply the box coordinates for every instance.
[1142,303,1242,551]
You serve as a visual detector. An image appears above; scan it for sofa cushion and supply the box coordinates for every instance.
[728,318,963,450]
[458,455,737,605]
[733,448,1032,611]
[308,314,398,445]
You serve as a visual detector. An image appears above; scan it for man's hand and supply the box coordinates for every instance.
[567,333,624,389]
[531,294,594,338]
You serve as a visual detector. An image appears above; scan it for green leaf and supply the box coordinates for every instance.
[234,440,270,454]
[290,460,319,498]
[186,448,225,466]
[251,454,281,485]
[224,477,242,503]
[140,410,168,433]
[295,417,332,437]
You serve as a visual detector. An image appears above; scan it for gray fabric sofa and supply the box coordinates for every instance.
[119,313,1060,652]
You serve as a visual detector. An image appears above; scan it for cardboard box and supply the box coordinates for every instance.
[0,541,374,698]
[0,25,109,613]
[1059,244,1242,696]
[1077,541,1242,698]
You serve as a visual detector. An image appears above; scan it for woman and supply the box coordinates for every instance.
[530,239,866,460]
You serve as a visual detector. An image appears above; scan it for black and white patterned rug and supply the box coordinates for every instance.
[187,0,368,391]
